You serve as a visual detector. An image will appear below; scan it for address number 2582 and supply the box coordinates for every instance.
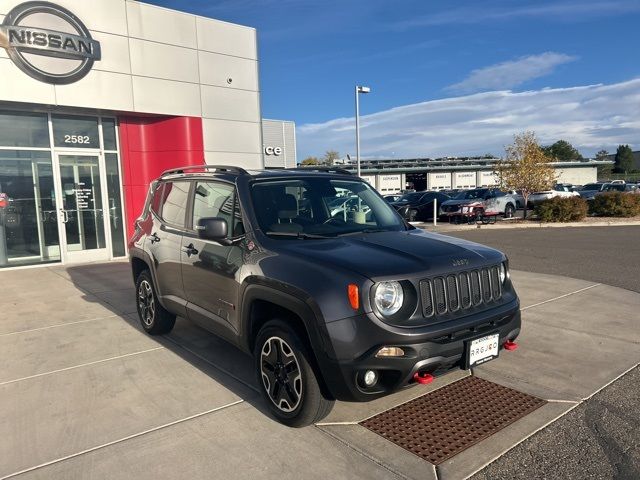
[64,135,91,144]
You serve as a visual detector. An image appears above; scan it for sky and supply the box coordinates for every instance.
[152,0,640,159]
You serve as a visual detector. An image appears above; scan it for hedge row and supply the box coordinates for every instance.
[534,196,588,223]
[533,192,640,222]
[589,192,640,217]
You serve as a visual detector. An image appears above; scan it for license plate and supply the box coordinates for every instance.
[466,333,500,367]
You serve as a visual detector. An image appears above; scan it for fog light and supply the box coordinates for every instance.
[376,346,405,357]
[363,370,378,386]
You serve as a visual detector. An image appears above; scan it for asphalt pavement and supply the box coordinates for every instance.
[446,225,640,293]
[444,225,640,479]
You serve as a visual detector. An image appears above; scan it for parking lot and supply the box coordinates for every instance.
[1,227,639,479]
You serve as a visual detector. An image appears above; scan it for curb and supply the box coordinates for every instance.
[416,220,640,232]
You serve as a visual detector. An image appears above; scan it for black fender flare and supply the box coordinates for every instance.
[129,249,167,309]
[239,277,335,361]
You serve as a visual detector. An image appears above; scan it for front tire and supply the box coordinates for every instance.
[255,320,334,427]
[504,203,515,218]
[135,270,176,335]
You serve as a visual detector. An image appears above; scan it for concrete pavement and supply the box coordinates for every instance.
[0,261,638,479]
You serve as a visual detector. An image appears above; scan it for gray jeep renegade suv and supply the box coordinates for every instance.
[129,165,521,427]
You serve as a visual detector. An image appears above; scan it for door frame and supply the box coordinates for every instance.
[52,150,112,264]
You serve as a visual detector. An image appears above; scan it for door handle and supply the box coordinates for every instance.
[149,233,161,244]
[59,209,69,223]
[183,243,199,257]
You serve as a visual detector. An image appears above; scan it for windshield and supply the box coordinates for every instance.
[250,177,405,237]
[582,183,601,191]
[452,189,487,200]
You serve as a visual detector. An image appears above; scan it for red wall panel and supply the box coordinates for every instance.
[119,116,204,239]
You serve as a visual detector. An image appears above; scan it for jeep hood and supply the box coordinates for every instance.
[275,229,503,280]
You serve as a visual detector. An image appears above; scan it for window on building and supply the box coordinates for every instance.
[0,111,49,148]
[52,115,100,149]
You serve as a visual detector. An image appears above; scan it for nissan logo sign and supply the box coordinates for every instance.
[0,1,101,84]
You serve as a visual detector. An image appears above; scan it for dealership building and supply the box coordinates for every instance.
[0,0,263,268]
[347,157,609,194]
[262,119,296,169]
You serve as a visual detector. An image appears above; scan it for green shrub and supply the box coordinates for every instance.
[590,192,640,217]
[534,196,588,222]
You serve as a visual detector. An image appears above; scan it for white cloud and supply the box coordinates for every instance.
[297,78,640,159]
[446,53,577,93]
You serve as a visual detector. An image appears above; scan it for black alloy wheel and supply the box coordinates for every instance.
[135,270,176,335]
[255,320,334,427]
[260,336,303,413]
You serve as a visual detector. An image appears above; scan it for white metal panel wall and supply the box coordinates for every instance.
[0,0,263,168]
[283,122,296,168]
[454,171,477,189]
[477,171,498,187]
[360,175,377,188]
[555,167,597,185]
[262,120,296,168]
[378,174,402,193]
[428,173,452,190]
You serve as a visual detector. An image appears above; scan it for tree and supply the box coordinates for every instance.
[614,145,634,173]
[595,149,613,177]
[300,156,320,166]
[322,150,340,166]
[541,140,583,162]
[495,132,557,219]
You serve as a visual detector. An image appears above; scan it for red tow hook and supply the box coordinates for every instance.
[503,340,519,351]
[413,372,434,385]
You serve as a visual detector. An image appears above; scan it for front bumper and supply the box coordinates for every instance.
[316,299,521,401]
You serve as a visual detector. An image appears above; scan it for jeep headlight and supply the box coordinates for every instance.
[373,281,404,316]
[499,262,507,284]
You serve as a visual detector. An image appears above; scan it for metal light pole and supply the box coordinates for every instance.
[355,85,370,177]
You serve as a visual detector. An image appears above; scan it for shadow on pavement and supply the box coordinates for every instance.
[61,261,281,423]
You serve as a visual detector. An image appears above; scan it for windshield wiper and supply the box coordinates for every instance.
[265,231,332,239]
[337,228,392,237]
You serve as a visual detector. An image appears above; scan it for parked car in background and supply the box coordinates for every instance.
[389,191,451,221]
[440,188,517,218]
[383,194,402,203]
[593,183,639,199]
[505,190,524,209]
[528,184,579,206]
[578,182,607,200]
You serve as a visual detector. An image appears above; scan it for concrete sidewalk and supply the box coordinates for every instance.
[0,262,638,479]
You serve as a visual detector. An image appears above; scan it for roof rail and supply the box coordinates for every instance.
[160,165,249,177]
[292,166,354,175]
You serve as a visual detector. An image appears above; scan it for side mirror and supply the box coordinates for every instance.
[196,217,228,241]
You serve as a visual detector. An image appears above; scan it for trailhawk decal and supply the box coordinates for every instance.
[0,1,101,84]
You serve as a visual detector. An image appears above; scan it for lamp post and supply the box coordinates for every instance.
[355,85,370,177]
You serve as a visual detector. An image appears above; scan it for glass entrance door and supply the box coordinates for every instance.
[55,153,109,263]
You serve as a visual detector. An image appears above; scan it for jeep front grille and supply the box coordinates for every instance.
[420,266,502,318]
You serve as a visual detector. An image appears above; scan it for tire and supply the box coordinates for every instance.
[135,270,176,335]
[255,320,334,427]
[408,209,418,222]
[504,203,515,218]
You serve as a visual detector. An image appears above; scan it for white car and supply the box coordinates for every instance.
[505,190,524,209]
[440,188,518,218]
[528,184,579,206]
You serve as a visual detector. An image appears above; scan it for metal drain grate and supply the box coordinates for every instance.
[360,376,546,465]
